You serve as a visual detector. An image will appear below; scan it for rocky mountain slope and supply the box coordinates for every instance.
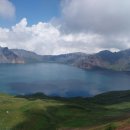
[42,49,130,71]
[1,46,130,71]
[12,49,43,63]
[75,49,130,71]
[0,47,24,63]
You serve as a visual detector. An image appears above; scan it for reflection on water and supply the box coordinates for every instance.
[9,80,93,97]
[0,63,130,97]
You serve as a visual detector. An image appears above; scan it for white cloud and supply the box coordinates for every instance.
[56,0,130,53]
[61,0,130,34]
[0,0,130,55]
[0,18,110,55]
[0,18,130,55]
[0,0,15,19]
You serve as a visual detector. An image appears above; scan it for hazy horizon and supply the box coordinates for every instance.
[0,45,130,56]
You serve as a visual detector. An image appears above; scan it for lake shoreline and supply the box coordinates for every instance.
[7,89,130,100]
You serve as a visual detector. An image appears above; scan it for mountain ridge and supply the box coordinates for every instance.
[0,47,24,63]
[1,46,130,71]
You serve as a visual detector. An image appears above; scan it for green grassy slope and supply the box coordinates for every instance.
[0,91,130,130]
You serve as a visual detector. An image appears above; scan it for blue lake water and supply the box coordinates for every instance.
[0,63,130,97]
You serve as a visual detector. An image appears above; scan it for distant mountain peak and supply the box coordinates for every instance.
[0,47,24,63]
[0,47,130,71]
[97,50,113,54]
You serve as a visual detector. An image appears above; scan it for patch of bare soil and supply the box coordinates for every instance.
[60,128,89,130]
[117,126,130,130]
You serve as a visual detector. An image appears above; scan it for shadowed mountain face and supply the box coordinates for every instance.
[42,50,130,71]
[1,46,130,71]
[0,47,24,63]
[12,49,43,63]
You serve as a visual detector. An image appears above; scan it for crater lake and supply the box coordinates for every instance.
[0,63,130,97]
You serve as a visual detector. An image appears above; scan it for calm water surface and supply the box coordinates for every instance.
[0,63,130,97]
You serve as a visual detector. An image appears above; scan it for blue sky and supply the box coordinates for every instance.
[1,0,61,27]
[0,0,130,55]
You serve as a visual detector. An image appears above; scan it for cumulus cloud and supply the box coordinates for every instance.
[0,17,130,55]
[61,0,130,34]
[0,0,130,54]
[0,18,111,55]
[56,0,130,53]
[0,0,15,19]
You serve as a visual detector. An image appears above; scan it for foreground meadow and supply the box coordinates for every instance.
[1,91,130,130]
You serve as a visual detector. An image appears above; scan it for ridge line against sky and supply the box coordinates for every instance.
[0,0,130,55]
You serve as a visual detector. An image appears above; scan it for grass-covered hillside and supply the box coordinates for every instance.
[1,91,130,130]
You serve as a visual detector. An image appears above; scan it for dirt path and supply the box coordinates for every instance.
[60,126,130,130]
[60,127,130,130]
[60,124,130,130]
[60,128,88,130]
[117,126,130,130]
